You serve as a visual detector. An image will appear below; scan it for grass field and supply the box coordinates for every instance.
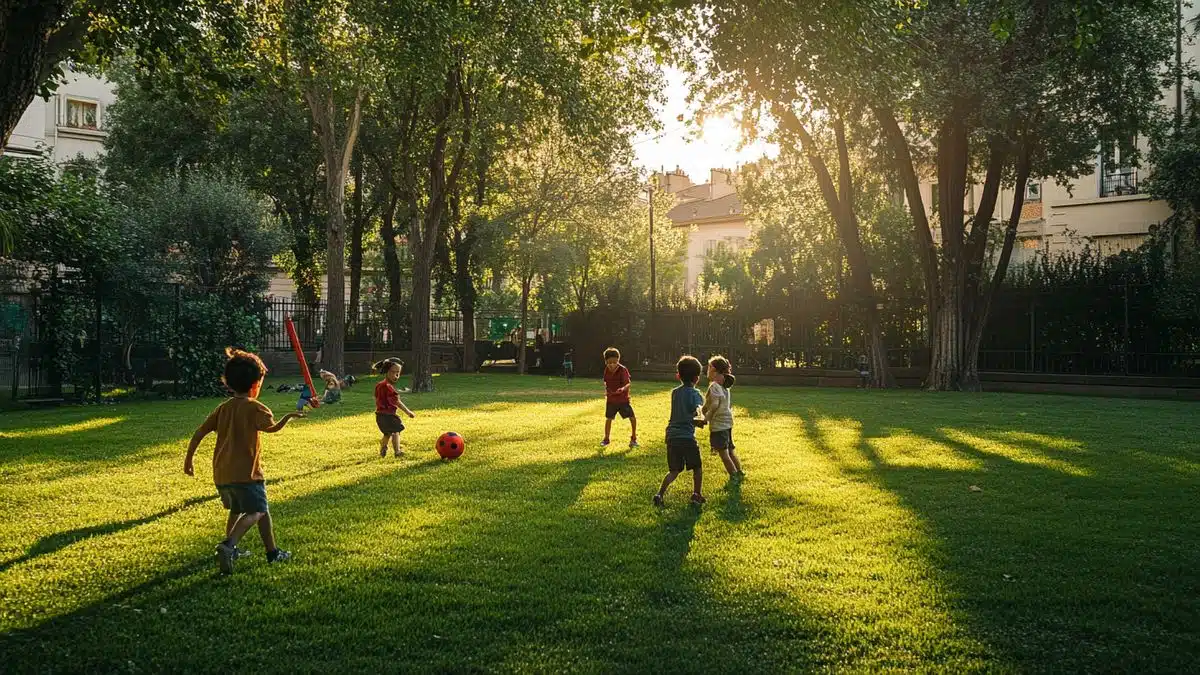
[1,373,1198,672]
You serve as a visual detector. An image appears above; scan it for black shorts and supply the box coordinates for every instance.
[666,437,702,473]
[376,412,405,435]
[710,429,735,451]
[605,402,635,420]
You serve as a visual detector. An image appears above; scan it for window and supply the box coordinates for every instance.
[1092,234,1145,257]
[1099,136,1139,197]
[704,237,745,257]
[1025,182,1042,202]
[65,99,98,130]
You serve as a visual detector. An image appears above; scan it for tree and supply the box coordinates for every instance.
[495,127,640,374]
[103,66,327,303]
[362,0,660,392]
[0,0,240,150]
[1146,92,1200,247]
[691,0,1177,389]
[563,180,683,313]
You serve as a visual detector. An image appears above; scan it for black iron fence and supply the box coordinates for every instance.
[5,277,1199,401]
[561,284,1200,380]
[259,297,563,353]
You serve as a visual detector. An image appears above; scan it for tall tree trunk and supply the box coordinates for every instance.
[409,256,433,391]
[455,228,478,372]
[964,150,1031,385]
[348,149,365,327]
[926,104,974,390]
[929,262,971,390]
[302,85,363,376]
[323,172,347,373]
[518,273,532,375]
[406,66,472,393]
[778,107,895,387]
[0,2,78,150]
[379,191,404,348]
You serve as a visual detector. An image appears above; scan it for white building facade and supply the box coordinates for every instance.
[4,69,116,162]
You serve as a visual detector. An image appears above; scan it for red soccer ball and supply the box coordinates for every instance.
[436,432,465,459]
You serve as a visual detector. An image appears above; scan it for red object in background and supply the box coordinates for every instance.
[437,432,465,459]
[284,315,320,409]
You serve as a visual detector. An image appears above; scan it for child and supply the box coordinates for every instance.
[654,355,707,506]
[296,382,314,411]
[374,358,416,458]
[318,369,342,404]
[703,355,743,478]
[601,347,638,448]
[563,349,575,383]
[184,348,304,575]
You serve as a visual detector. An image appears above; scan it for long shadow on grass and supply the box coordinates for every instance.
[0,495,220,574]
[773,392,1200,673]
[0,451,856,673]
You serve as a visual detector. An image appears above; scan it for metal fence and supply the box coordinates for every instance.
[259,297,563,353]
[5,278,1199,402]
[561,284,1200,379]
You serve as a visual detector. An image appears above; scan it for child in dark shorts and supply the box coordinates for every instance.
[654,355,707,506]
[601,347,638,448]
[185,348,304,575]
[703,355,743,478]
[374,358,416,458]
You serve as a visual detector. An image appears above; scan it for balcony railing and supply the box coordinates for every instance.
[1100,168,1139,197]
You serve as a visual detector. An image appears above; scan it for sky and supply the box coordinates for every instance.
[632,66,777,184]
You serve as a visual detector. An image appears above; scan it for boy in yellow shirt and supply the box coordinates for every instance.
[185,348,304,575]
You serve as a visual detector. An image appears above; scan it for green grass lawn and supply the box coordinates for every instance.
[0,373,1197,672]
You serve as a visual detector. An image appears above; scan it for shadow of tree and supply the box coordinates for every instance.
[0,450,874,672]
[766,391,1200,672]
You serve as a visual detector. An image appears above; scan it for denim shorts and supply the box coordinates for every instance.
[710,429,735,451]
[217,482,269,514]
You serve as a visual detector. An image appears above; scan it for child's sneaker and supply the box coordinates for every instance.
[233,547,251,560]
[600,439,611,448]
[215,542,236,575]
[691,493,707,505]
[380,445,387,458]
[653,493,664,507]
[267,549,292,564]
[393,450,405,458]
[629,439,640,449]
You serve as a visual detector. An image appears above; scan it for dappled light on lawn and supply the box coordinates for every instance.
[1,375,1198,671]
[0,416,125,439]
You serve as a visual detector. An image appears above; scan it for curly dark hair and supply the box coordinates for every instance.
[223,348,267,394]
[708,355,731,375]
[603,347,621,361]
[676,355,702,385]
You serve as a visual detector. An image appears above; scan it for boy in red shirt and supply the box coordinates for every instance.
[374,358,416,457]
[601,347,638,448]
